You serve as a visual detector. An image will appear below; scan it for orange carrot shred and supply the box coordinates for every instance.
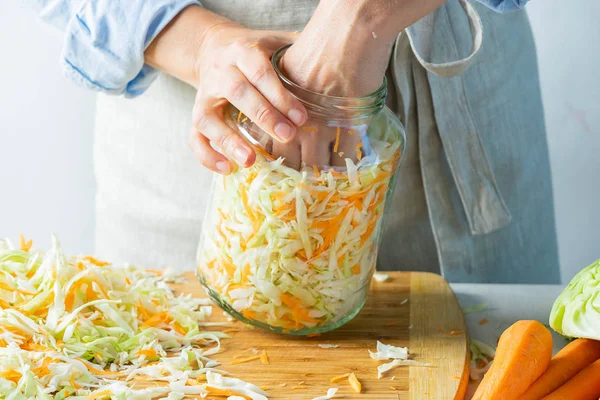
[291,386,307,390]
[333,127,341,153]
[260,350,270,365]
[348,372,362,393]
[479,318,489,325]
[230,354,261,365]
[248,42,259,48]
[307,333,321,338]
[19,234,33,252]
[237,110,242,124]
[356,142,363,160]
[330,373,351,383]
[313,165,321,179]
[302,126,318,131]
[348,129,356,135]
[83,256,109,267]
[241,116,248,123]
[385,321,402,327]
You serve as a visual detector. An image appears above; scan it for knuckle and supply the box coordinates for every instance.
[218,130,237,153]
[226,79,246,101]
[192,110,209,131]
[270,90,286,108]
[231,38,250,50]
[254,104,273,125]
[249,65,270,86]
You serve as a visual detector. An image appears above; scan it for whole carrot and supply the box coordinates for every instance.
[472,320,553,400]
[541,359,600,400]
[520,338,600,400]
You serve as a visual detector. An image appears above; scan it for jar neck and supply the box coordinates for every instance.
[272,45,387,125]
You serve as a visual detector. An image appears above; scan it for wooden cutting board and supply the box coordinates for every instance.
[170,271,469,400]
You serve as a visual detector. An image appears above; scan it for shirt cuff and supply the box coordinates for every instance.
[476,0,529,13]
[62,0,201,97]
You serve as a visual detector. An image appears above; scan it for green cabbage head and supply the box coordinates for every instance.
[550,258,600,339]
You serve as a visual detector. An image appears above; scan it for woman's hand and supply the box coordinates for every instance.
[145,6,307,174]
[190,23,309,173]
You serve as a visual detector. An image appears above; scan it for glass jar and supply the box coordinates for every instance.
[196,45,406,335]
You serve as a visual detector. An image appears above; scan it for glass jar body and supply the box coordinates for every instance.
[196,49,405,335]
[196,106,405,335]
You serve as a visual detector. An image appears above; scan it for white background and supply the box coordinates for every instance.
[0,1,598,282]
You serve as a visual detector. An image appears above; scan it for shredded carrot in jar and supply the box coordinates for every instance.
[333,127,341,153]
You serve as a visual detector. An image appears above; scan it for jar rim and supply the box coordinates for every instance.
[271,44,387,115]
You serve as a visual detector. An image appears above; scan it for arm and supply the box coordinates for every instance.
[144,6,308,173]
[26,0,200,96]
[283,0,447,97]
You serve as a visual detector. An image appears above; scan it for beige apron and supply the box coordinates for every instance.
[94,0,560,283]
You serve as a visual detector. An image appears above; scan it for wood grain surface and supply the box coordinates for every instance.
[162,271,468,399]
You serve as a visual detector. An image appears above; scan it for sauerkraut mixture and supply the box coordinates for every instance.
[0,235,268,399]
[197,125,402,333]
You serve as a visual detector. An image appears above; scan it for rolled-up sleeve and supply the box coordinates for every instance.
[476,0,529,13]
[30,0,201,97]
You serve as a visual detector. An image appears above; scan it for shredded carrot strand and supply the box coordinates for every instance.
[313,165,321,178]
[330,373,350,383]
[348,129,356,135]
[260,350,270,365]
[385,321,403,327]
[348,372,362,393]
[302,126,318,131]
[333,127,341,153]
[19,234,32,252]
[356,142,363,160]
[82,256,109,267]
[237,110,243,124]
[230,354,261,365]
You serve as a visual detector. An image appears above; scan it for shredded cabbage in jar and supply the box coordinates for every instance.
[0,235,267,399]
[197,127,402,332]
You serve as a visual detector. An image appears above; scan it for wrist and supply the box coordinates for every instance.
[145,6,233,87]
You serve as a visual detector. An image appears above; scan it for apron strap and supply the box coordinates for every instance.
[403,0,511,235]
[405,0,483,78]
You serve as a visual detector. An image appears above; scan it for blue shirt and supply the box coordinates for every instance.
[29,0,528,98]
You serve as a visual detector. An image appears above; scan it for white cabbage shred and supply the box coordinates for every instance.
[369,341,430,379]
[373,273,389,282]
[197,136,402,332]
[311,387,338,400]
[0,235,267,399]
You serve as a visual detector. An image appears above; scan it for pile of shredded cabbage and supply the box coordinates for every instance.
[0,235,268,399]
[197,130,402,332]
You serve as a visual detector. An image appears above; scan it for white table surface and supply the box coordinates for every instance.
[450,283,569,353]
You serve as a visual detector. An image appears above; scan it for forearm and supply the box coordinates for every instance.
[283,0,446,96]
[144,5,235,87]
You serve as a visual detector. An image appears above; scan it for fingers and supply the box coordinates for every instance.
[331,127,363,167]
[299,130,333,169]
[272,138,302,170]
[237,50,307,128]
[188,129,232,174]
[192,106,256,168]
